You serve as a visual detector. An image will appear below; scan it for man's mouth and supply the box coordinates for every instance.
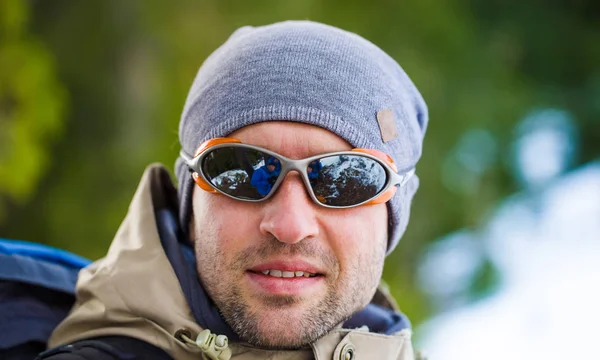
[246,261,325,295]
[256,269,319,278]
[248,259,324,278]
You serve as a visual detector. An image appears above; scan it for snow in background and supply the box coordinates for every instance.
[416,109,600,359]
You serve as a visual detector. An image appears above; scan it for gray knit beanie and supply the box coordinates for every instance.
[175,20,428,255]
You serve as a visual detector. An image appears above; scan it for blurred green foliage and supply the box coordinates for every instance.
[0,0,66,219]
[1,0,598,328]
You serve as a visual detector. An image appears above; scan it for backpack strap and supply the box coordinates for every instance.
[0,239,91,354]
[0,239,90,293]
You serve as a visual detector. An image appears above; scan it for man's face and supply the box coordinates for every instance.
[190,122,388,349]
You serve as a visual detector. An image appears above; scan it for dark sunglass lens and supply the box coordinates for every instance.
[309,155,387,206]
[201,147,281,199]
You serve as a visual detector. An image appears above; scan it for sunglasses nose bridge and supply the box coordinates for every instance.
[281,158,310,172]
[274,159,315,198]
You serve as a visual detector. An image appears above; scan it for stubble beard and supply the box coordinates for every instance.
[194,236,385,350]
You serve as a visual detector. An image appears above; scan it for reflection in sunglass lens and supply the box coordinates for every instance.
[309,155,387,207]
[201,147,282,199]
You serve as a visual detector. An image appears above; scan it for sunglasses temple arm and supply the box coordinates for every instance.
[179,150,196,169]
[392,168,416,188]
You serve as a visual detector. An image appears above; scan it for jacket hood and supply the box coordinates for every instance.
[49,164,414,359]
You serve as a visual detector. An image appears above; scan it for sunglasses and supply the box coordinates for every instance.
[180,138,414,209]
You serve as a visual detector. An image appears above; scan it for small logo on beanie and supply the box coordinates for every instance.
[377,109,398,143]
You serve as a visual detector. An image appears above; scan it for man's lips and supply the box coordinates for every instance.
[245,272,324,296]
[246,260,325,296]
[248,260,324,276]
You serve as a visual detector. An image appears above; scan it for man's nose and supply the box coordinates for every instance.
[259,173,320,244]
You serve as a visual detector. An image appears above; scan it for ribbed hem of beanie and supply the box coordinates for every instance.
[183,105,382,150]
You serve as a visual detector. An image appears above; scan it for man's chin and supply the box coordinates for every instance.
[234,304,335,349]
[242,325,319,350]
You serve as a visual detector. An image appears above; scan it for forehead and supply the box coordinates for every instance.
[229,121,352,158]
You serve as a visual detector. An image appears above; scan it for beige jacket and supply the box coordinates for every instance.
[49,165,415,360]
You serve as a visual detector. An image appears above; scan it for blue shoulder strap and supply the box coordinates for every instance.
[0,239,91,351]
[0,238,91,294]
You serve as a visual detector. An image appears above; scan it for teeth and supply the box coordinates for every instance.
[259,270,316,278]
[270,270,282,277]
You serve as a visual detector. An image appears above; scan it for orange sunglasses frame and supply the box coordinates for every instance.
[186,137,408,207]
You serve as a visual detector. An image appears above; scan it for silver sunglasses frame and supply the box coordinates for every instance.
[180,143,415,209]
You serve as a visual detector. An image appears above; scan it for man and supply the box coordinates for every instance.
[39,20,427,360]
[250,157,281,196]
